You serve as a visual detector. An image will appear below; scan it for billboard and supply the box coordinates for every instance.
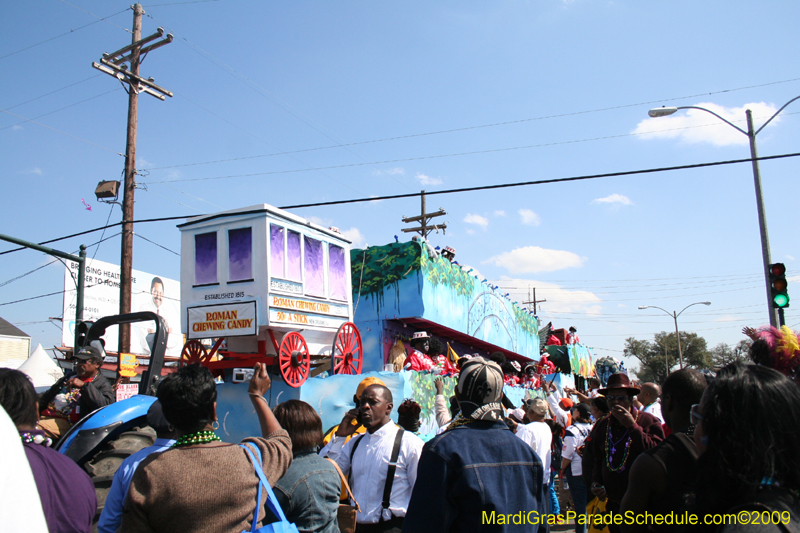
[62,258,183,357]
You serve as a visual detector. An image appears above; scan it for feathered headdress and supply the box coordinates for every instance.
[750,325,800,377]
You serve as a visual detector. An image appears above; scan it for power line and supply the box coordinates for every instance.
[57,1,131,32]
[3,151,799,256]
[0,88,123,132]
[134,233,180,255]
[0,8,130,61]
[3,75,102,111]
[0,291,64,307]
[146,0,223,6]
[278,151,800,209]
[145,76,800,172]
[147,122,800,184]
[0,108,124,156]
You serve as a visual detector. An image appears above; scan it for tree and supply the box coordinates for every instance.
[710,339,751,369]
[624,331,712,384]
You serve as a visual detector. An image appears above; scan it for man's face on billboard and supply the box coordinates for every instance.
[151,282,164,308]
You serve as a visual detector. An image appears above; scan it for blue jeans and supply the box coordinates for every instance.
[567,469,589,533]
[548,469,560,516]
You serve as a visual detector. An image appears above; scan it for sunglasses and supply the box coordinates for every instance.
[690,404,703,426]
[605,394,631,402]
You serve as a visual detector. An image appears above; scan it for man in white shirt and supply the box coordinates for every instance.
[515,398,553,486]
[321,384,423,533]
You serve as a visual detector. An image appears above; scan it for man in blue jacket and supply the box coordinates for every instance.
[403,356,548,532]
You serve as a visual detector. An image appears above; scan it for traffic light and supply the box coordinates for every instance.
[75,320,94,349]
[769,263,789,308]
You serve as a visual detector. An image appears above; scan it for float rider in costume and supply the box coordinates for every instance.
[404,332,434,372]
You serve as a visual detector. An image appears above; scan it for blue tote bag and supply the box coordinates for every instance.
[240,443,300,533]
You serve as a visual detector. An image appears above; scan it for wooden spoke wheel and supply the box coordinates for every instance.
[332,322,363,375]
[180,340,208,367]
[279,332,310,388]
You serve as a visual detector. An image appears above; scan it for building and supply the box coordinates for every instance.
[0,317,31,368]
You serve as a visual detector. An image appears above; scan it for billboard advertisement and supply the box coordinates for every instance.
[62,258,183,357]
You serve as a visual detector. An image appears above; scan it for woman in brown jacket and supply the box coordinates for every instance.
[121,363,292,533]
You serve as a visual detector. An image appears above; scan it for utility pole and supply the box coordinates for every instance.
[401,190,447,239]
[523,287,546,314]
[92,4,172,357]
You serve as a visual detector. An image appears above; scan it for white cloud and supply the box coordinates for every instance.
[341,227,366,247]
[493,210,506,217]
[386,167,405,175]
[21,167,43,175]
[591,193,632,206]
[466,228,476,235]
[618,304,626,308]
[307,215,330,227]
[463,213,489,228]
[416,172,442,186]
[633,102,779,146]
[12,124,23,131]
[786,255,795,261]
[788,275,800,284]
[496,277,602,314]
[518,208,541,226]
[484,246,586,274]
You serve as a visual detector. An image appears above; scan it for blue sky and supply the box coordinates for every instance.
[2,0,798,373]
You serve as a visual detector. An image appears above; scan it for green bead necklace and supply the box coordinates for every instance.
[172,429,221,448]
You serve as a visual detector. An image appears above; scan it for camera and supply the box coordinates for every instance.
[232,367,255,383]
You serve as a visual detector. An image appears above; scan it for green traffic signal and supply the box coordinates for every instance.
[774,293,790,308]
[769,263,789,309]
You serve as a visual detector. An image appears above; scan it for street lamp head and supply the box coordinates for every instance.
[637,306,648,310]
[648,107,678,118]
[701,301,711,306]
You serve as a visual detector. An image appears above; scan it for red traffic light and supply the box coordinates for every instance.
[770,263,786,277]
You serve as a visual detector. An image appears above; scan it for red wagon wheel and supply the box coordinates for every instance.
[180,340,208,367]
[279,332,310,388]
[332,322,363,375]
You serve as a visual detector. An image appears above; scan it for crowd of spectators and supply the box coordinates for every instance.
[1,330,798,533]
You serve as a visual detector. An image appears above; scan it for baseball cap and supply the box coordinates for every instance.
[457,356,504,421]
[526,398,548,417]
[74,340,105,361]
[356,376,386,400]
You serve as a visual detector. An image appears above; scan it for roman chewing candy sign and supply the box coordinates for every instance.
[269,295,348,317]
[187,302,258,339]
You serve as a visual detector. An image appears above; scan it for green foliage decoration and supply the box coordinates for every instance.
[512,304,539,337]
[350,242,422,301]
[420,247,476,299]
[407,371,457,423]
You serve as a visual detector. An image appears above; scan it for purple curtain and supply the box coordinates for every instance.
[195,232,217,285]
[329,245,347,300]
[228,227,252,281]
[287,230,301,281]
[270,225,285,279]
[304,236,324,297]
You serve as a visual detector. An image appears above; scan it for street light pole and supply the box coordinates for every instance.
[638,301,711,369]
[745,109,776,329]
[648,96,800,327]
[671,310,683,369]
